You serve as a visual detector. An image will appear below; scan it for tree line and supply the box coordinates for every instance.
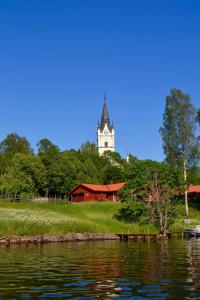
[0,88,199,230]
[0,137,126,199]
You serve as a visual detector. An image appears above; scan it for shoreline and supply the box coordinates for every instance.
[0,233,118,246]
[0,232,174,247]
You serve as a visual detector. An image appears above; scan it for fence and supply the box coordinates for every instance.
[0,194,69,204]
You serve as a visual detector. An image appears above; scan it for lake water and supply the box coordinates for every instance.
[0,238,200,299]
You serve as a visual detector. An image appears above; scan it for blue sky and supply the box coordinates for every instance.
[0,0,199,161]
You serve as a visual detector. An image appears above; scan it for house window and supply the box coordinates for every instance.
[72,193,84,201]
[105,142,108,148]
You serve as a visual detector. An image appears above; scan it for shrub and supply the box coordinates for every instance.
[116,198,148,223]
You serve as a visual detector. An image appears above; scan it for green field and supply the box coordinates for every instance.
[0,201,199,236]
[0,201,157,236]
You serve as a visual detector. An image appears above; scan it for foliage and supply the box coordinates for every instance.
[197,109,200,125]
[197,109,200,145]
[159,88,199,217]
[0,133,127,198]
[146,163,181,233]
[37,139,61,197]
[80,141,98,153]
[0,118,198,229]
[116,197,148,223]
[0,153,47,197]
[103,165,124,184]
[0,133,32,157]
[120,159,183,233]
[0,133,33,174]
[159,89,199,168]
[103,150,125,165]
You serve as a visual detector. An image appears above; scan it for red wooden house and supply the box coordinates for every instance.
[69,182,125,202]
[188,185,200,200]
[188,185,200,194]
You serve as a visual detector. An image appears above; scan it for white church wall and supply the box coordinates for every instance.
[97,124,115,156]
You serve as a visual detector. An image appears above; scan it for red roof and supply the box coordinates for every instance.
[69,182,125,194]
[188,185,200,193]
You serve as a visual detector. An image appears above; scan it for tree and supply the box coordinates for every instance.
[119,160,183,233]
[197,109,200,140]
[0,133,33,173]
[37,138,60,156]
[80,141,98,153]
[197,109,200,124]
[59,151,88,194]
[0,153,47,198]
[160,89,199,217]
[103,165,123,184]
[83,158,100,183]
[0,133,32,157]
[147,163,182,234]
[37,139,60,197]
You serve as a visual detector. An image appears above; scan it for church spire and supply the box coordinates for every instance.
[99,95,112,131]
[97,95,115,155]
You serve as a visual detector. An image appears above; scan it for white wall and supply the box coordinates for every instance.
[97,123,115,155]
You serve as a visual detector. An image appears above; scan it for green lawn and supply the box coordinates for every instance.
[0,201,199,236]
[0,201,157,236]
[170,202,200,232]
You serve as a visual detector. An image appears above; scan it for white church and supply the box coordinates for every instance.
[97,96,115,155]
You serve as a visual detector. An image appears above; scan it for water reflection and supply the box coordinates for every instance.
[0,239,200,299]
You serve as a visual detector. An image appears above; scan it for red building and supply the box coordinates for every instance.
[188,185,200,194]
[188,185,200,200]
[69,182,125,202]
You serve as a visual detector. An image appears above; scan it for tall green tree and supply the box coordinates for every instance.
[0,133,33,173]
[80,141,98,153]
[119,160,182,233]
[0,153,47,198]
[197,109,200,123]
[103,165,123,184]
[37,139,60,197]
[160,89,199,217]
[0,133,32,157]
[197,109,200,139]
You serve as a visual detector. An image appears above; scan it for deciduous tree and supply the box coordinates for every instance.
[160,89,199,217]
[0,133,33,173]
[119,160,182,233]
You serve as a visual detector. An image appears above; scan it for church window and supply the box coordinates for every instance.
[105,142,108,148]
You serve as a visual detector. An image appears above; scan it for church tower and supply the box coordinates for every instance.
[97,95,115,155]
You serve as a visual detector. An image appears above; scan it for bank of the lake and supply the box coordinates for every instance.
[0,201,199,238]
[0,202,157,236]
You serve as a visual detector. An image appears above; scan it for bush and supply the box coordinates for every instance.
[116,198,148,223]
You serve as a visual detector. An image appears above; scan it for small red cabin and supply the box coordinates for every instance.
[69,182,125,202]
[188,185,200,194]
[188,185,200,200]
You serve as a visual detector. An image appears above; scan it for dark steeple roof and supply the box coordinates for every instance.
[98,95,113,131]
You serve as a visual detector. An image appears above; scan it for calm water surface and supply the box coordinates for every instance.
[0,239,200,299]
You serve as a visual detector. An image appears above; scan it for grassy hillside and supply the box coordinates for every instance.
[170,202,200,232]
[0,201,199,236]
[0,201,157,236]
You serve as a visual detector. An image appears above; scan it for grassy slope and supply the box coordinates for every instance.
[0,201,157,236]
[0,201,199,236]
[170,202,200,232]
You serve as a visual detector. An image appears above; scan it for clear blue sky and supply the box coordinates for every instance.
[0,0,199,161]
